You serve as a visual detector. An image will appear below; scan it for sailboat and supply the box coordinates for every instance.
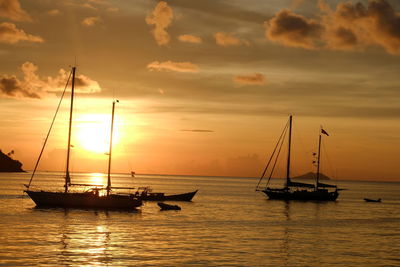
[256,115,339,201]
[24,67,142,210]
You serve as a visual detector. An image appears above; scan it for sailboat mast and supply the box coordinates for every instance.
[65,66,76,193]
[286,115,292,187]
[316,128,322,189]
[107,100,117,196]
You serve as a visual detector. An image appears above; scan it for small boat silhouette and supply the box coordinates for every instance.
[364,198,381,202]
[157,202,181,210]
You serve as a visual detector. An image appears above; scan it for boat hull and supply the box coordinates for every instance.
[25,190,142,210]
[140,190,198,201]
[263,188,338,201]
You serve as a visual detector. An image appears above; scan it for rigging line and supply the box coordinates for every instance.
[321,140,337,180]
[255,119,289,190]
[26,69,73,189]
[266,125,288,187]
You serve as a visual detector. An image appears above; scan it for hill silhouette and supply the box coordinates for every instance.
[0,150,24,172]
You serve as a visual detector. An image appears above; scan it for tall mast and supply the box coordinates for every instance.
[286,115,292,187]
[107,100,117,196]
[65,66,76,193]
[316,127,322,189]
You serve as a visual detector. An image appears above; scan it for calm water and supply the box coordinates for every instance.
[0,172,399,266]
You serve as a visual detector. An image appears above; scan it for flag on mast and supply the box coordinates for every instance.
[321,128,329,136]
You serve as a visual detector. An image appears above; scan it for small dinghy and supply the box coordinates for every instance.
[157,202,181,210]
[364,198,381,202]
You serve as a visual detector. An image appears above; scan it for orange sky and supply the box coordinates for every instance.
[0,0,400,181]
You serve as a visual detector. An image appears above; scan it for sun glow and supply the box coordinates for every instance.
[74,114,121,154]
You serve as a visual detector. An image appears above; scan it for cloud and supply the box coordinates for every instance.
[147,61,199,73]
[0,22,43,44]
[181,129,214,133]
[265,9,323,49]
[48,9,60,16]
[145,1,173,46]
[324,0,400,54]
[214,32,250,47]
[0,0,31,21]
[234,73,266,86]
[265,0,400,54]
[0,62,101,99]
[82,16,100,27]
[0,74,40,98]
[178,34,202,44]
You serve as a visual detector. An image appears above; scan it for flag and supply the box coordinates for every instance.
[321,128,329,136]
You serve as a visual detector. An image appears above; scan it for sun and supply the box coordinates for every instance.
[74,114,120,154]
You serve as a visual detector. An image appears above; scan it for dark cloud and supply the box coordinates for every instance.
[265,9,323,49]
[0,75,41,98]
[0,62,101,99]
[265,0,400,54]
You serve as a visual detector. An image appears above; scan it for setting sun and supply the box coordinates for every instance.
[74,114,121,154]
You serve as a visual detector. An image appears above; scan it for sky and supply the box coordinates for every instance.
[0,0,399,181]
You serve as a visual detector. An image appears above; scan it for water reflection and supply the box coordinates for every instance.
[281,201,290,266]
[58,210,113,266]
[279,201,331,266]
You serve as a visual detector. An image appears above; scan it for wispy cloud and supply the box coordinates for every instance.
[147,61,199,73]
[234,73,266,86]
[47,9,60,16]
[0,62,101,99]
[181,129,214,133]
[145,1,173,46]
[214,32,250,47]
[265,0,400,55]
[178,34,202,44]
[82,16,100,27]
[0,22,43,44]
[0,0,31,21]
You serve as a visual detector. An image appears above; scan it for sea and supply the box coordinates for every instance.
[0,172,399,267]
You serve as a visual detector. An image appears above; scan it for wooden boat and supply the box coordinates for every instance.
[24,67,142,210]
[137,187,198,201]
[364,198,381,202]
[157,202,181,210]
[256,115,340,201]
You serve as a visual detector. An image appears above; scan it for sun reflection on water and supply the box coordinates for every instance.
[88,173,107,186]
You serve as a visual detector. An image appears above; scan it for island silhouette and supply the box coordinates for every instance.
[0,150,24,172]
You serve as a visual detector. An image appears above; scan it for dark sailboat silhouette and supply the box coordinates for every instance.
[256,115,339,201]
[24,67,142,210]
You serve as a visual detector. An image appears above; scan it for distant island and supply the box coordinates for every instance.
[292,172,331,180]
[0,150,24,172]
